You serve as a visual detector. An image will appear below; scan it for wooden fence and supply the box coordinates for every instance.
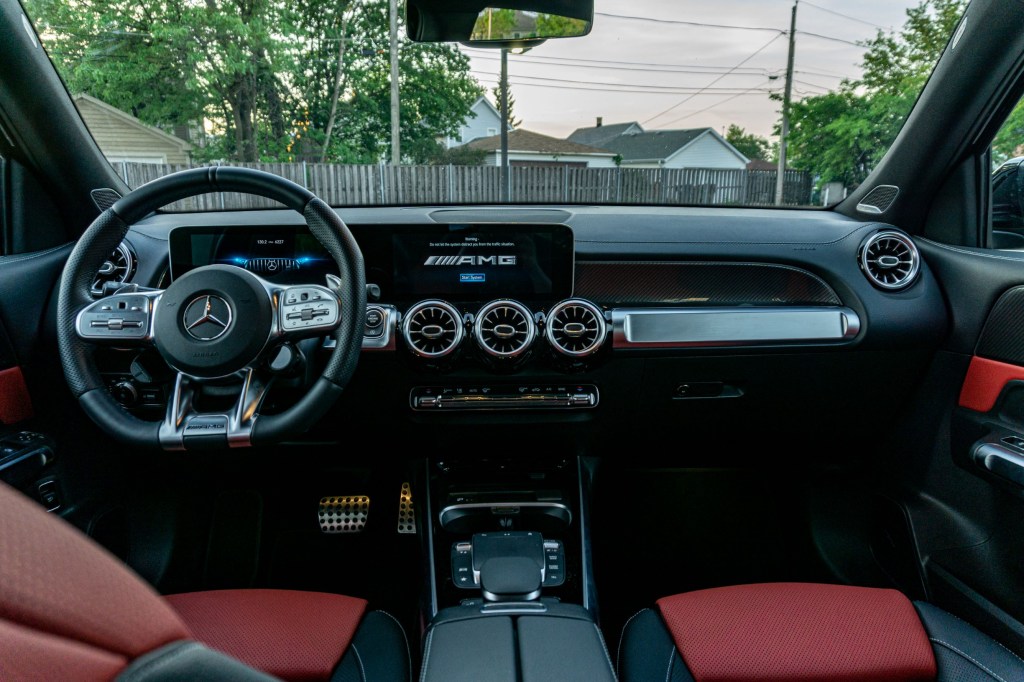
[114,161,813,211]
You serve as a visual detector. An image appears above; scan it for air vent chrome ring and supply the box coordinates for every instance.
[92,241,137,296]
[402,300,465,358]
[545,299,607,357]
[859,230,920,291]
[474,299,536,359]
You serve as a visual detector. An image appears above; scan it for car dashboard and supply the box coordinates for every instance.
[97,204,947,459]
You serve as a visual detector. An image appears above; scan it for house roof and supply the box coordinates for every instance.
[463,129,614,155]
[601,128,712,161]
[567,122,641,149]
[746,158,778,171]
[73,93,191,152]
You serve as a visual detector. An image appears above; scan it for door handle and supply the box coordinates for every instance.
[973,442,1024,487]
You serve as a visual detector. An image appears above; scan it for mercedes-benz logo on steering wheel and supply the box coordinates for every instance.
[182,295,232,341]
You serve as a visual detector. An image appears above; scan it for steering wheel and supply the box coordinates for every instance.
[56,167,366,450]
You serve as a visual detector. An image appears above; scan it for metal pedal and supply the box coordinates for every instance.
[318,495,370,534]
[397,482,416,534]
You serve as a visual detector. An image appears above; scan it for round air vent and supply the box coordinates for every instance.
[401,300,464,358]
[92,241,136,296]
[474,300,536,359]
[545,299,607,357]
[858,230,920,291]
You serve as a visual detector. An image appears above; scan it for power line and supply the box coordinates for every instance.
[800,1,891,31]
[461,48,769,74]
[468,52,770,77]
[642,33,783,125]
[656,81,775,128]
[475,75,777,97]
[795,30,861,47]
[595,11,783,34]
[472,70,768,92]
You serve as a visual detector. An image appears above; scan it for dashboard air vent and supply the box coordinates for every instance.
[474,300,536,358]
[859,230,920,291]
[545,299,607,357]
[92,241,137,296]
[402,300,464,358]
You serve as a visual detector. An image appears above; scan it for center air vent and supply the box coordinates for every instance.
[859,230,920,291]
[92,241,136,296]
[474,300,536,358]
[402,300,464,358]
[545,299,607,357]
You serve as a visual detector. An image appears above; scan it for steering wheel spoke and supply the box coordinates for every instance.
[159,367,272,450]
[75,290,162,345]
[275,283,342,340]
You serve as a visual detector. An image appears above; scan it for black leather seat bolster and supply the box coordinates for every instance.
[117,641,281,682]
[914,602,1024,682]
[331,611,412,682]
[617,608,694,682]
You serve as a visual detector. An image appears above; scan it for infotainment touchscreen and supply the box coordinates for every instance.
[169,223,574,300]
[389,224,573,299]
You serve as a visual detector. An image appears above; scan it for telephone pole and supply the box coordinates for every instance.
[500,48,509,201]
[775,0,798,206]
[389,0,401,165]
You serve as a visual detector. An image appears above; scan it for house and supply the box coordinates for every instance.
[445,96,511,149]
[73,94,192,164]
[461,129,617,168]
[568,120,748,169]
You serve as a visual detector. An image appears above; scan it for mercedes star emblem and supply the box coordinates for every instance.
[182,295,232,341]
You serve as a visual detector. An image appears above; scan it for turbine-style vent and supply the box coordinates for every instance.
[545,299,607,357]
[92,241,136,296]
[474,300,536,358]
[859,230,920,291]
[402,300,464,358]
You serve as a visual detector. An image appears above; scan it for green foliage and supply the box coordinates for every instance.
[785,0,966,189]
[725,125,770,162]
[25,0,482,163]
[470,8,518,41]
[491,84,522,129]
[534,13,590,39]
[421,144,488,166]
[993,102,1024,166]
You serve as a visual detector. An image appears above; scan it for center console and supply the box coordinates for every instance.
[418,456,614,681]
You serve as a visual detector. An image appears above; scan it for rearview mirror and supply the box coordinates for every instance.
[407,0,593,47]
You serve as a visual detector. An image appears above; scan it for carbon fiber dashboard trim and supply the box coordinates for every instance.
[976,286,1024,365]
[574,261,841,306]
[611,307,860,349]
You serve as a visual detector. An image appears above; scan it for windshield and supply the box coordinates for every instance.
[23,0,965,210]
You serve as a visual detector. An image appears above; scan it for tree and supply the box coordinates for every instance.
[492,85,522,129]
[725,125,770,161]
[26,0,482,163]
[785,0,966,189]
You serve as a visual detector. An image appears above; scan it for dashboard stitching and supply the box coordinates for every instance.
[0,241,73,264]
[919,237,1024,263]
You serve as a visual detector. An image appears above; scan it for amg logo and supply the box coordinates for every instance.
[424,255,517,266]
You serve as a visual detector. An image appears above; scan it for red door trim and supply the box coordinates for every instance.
[0,367,33,424]
[958,356,1024,413]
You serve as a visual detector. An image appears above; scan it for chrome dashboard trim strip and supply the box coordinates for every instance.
[611,306,861,349]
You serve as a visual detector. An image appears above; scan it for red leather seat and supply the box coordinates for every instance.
[618,582,1024,682]
[0,482,409,682]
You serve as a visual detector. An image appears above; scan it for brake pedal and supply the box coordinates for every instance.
[318,495,369,534]
[397,482,416,534]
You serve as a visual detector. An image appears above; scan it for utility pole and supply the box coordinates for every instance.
[389,0,401,165]
[775,0,798,206]
[500,48,509,201]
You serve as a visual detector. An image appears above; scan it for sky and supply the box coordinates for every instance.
[458,0,923,141]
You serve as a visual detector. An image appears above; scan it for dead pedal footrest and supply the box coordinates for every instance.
[318,495,370,534]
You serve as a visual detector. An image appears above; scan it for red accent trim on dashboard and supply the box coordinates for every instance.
[0,367,33,424]
[657,583,936,682]
[958,356,1024,413]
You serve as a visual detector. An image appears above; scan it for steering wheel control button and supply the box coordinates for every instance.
[182,415,229,449]
[280,286,339,334]
[76,294,153,340]
[154,265,274,379]
[182,295,232,341]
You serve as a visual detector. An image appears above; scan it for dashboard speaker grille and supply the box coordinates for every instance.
[402,300,464,358]
[859,230,920,291]
[474,300,536,358]
[92,241,136,296]
[546,299,607,357]
[856,185,900,214]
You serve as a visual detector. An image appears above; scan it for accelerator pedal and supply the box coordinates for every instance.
[318,495,370,534]
[397,482,416,534]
